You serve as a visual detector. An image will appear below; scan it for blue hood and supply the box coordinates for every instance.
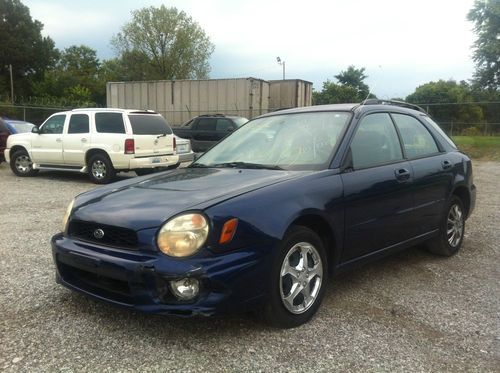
[71,167,303,230]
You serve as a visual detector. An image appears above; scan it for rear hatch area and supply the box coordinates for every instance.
[128,113,175,158]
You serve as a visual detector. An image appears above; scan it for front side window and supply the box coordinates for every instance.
[95,113,125,134]
[40,115,66,134]
[216,119,233,131]
[68,114,89,134]
[392,114,439,158]
[350,113,403,169]
[194,112,351,171]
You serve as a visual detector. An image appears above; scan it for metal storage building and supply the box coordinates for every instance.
[106,78,270,126]
[269,79,313,111]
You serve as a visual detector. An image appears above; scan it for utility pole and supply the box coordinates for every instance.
[8,64,14,104]
[276,57,286,80]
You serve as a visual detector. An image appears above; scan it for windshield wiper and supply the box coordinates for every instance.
[210,162,283,170]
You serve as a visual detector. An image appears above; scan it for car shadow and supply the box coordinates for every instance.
[33,170,136,184]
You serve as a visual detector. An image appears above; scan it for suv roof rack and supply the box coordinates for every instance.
[199,113,225,117]
[361,99,427,113]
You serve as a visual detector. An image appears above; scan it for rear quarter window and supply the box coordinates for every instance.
[95,113,125,134]
[128,115,172,135]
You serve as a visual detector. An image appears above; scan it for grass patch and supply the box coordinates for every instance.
[452,136,500,161]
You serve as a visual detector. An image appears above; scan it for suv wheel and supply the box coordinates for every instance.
[88,153,115,184]
[10,150,39,177]
[259,226,328,328]
[426,196,465,256]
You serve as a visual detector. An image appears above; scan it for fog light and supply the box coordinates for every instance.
[169,278,199,300]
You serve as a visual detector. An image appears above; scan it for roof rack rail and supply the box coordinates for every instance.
[361,99,427,113]
[199,113,225,117]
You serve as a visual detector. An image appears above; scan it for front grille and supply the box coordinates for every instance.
[68,220,138,249]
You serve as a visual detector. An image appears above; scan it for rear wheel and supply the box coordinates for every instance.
[10,150,38,177]
[259,226,328,328]
[426,196,465,256]
[88,153,115,184]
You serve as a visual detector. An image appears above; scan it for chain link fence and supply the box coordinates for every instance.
[1,101,499,136]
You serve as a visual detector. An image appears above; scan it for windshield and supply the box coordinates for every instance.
[128,114,172,135]
[193,111,351,171]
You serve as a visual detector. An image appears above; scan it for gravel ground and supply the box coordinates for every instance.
[0,161,498,372]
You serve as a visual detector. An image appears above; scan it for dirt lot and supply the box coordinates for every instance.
[0,161,498,372]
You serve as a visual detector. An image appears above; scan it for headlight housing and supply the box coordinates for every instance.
[157,213,209,257]
[62,199,75,233]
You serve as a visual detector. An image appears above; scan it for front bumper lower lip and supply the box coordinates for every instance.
[51,233,268,316]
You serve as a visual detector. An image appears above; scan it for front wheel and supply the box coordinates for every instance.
[88,153,115,184]
[259,226,328,328]
[10,150,39,177]
[426,196,465,256]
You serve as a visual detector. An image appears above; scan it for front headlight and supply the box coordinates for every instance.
[62,199,75,233]
[157,213,209,257]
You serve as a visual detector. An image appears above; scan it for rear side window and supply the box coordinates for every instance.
[216,119,233,131]
[392,114,439,158]
[196,118,216,131]
[351,113,403,169]
[128,114,172,135]
[95,113,125,134]
[68,114,89,134]
[41,114,66,134]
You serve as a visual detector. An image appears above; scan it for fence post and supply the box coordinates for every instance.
[484,122,488,136]
[450,121,453,137]
[23,107,26,121]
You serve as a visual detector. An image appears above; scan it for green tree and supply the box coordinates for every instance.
[313,66,373,104]
[0,0,58,99]
[467,0,500,90]
[406,80,484,124]
[33,45,102,106]
[334,65,370,98]
[112,5,215,80]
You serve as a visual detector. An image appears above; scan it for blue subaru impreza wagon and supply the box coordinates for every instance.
[52,100,475,328]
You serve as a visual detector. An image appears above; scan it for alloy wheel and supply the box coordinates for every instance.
[280,242,323,314]
[447,204,464,247]
[15,155,32,174]
[91,160,107,179]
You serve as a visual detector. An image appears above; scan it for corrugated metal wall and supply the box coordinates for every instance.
[269,80,313,110]
[107,78,310,125]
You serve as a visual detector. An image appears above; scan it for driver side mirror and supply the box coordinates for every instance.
[31,126,39,134]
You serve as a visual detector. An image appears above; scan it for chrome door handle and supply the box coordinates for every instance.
[56,138,62,143]
[81,138,88,143]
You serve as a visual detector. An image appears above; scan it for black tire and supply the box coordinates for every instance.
[9,149,39,177]
[259,226,328,328]
[88,153,115,184]
[426,196,465,256]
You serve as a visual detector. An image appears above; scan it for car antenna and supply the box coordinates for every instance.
[361,65,382,106]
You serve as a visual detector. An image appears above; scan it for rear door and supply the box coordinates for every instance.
[31,114,66,164]
[62,113,90,165]
[391,113,454,234]
[191,118,217,151]
[127,113,174,158]
[341,112,415,262]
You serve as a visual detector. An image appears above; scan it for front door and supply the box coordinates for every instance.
[341,113,415,262]
[31,114,66,164]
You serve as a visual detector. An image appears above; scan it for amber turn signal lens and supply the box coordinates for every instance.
[219,218,238,244]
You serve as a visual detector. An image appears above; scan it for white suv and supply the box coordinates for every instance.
[4,108,179,184]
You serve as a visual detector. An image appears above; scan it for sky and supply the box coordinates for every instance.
[23,0,477,98]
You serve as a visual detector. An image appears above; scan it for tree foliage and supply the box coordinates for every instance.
[33,45,102,106]
[467,0,500,90]
[406,80,484,123]
[313,66,373,105]
[111,5,214,80]
[0,0,58,98]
